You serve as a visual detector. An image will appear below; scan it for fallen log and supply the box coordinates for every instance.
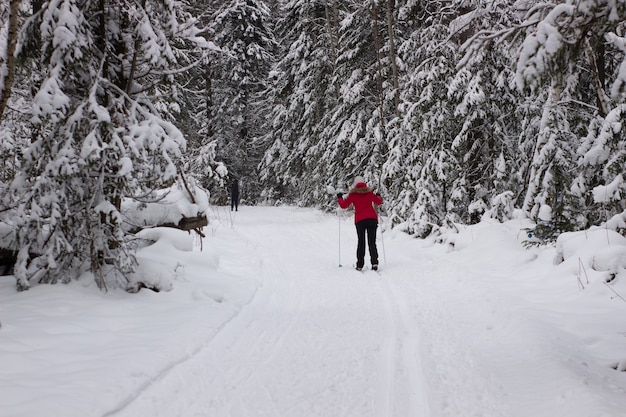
[127,214,208,235]
[178,215,208,231]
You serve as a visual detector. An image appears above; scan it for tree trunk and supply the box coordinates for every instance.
[97,0,108,75]
[370,0,386,142]
[324,0,338,59]
[0,0,21,123]
[331,0,340,30]
[385,0,400,114]
[205,60,214,139]
[585,38,608,117]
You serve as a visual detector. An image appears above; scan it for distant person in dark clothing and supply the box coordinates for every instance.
[230,179,239,211]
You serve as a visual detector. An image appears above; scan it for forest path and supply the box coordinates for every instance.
[108,206,440,416]
[189,207,433,417]
[105,206,618,417]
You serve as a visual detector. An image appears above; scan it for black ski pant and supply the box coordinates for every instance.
[231,194,239,211]
[355,218,378,269]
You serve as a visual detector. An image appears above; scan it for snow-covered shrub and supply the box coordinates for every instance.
[605,210,626,235]
[468,199,487,224]
[484,191,514,223]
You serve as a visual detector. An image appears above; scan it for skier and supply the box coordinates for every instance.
[337,176,383,271]
[230,179,240,211]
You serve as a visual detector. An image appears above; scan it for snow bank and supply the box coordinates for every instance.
[136,227,195,252]
[554,228,626,284]
[437,217,538,266]
[124,227,201,292]
[0,206,258,417]
[1,206,626,417]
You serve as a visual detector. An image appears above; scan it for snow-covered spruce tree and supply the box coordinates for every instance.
[382,0,459,236]
[2,0,210,291]
[388,0,528,233]
[161,0,228,201]
[521,74,580,238]
[576,105,626,232]
[3,0,99,290]
[207,0,276,204]
[573,25,626,230]
[275,0,403,205]
[172,55,229,204]
[516,0,625,238]
[259,0,340,203]
[445,1,526,224]
[0,0,32,187]
[380,0,533,233]
[380,0,423,213]
[306,0,390,202]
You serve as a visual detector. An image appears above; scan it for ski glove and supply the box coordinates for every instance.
[337,193,343,199]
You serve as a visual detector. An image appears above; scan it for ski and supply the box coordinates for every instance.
[350,265,381,274]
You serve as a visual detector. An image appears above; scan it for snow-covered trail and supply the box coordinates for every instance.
[102,206,626,417]
[108,207,435,417]
[3,206,625,417]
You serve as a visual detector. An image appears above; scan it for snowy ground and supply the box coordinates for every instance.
[1,206,626,417]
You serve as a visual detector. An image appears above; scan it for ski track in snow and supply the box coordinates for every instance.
[104,208,435,417]
[377,275,430,417]
[100,207,626,417]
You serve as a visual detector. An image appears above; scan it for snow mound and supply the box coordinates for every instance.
[136,227,194,252]
[439,218,537,266]
[555,229,626,274]
[128,228,202,292]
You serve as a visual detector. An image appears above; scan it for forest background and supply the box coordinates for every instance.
[0,0,625,291]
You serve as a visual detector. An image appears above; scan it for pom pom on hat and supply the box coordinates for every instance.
[353,176,366,187]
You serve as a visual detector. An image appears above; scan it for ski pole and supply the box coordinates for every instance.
[338,209,342,267]
[379,209,387,266]
[375,173,387,266]
[327,185,343,267]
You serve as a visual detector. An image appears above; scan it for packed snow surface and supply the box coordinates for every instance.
[1,206,626,417]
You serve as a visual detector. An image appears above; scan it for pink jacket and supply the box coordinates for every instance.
[338,182,383,223]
